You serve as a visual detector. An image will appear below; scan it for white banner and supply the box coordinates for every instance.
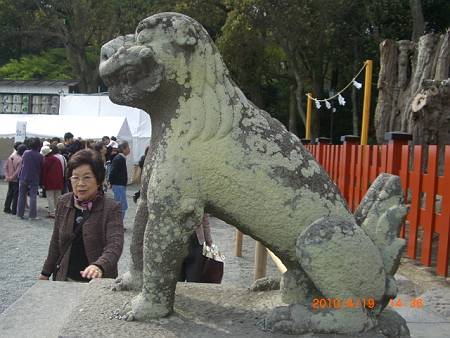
[15,121,26,142]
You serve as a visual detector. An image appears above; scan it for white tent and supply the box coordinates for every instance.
[0,114,135,180]
[0,114,132,141]
[59,94,151,163]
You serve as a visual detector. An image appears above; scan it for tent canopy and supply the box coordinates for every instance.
[0,114,132,141]
[59,94,151,162]
[59,94,151,138]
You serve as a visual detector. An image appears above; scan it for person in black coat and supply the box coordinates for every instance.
[133,146,150,203]
[109,141,130,221]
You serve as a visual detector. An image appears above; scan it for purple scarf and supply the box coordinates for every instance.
[73,193,99,211]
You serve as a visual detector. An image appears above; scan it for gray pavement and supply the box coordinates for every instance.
[0,181,279,315]
[1,181,450,337]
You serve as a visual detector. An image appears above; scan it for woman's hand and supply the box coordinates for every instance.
[80,265,103,279]
[38,274,49,280]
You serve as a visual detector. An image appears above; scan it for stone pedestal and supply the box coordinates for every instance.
[4,279,450,338]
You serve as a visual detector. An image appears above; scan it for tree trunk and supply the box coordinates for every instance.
[65,44,100,93]
[410,0,425,42]
[288,85,297,135]
[374,32,450,148]
[351,43,361,135]
[288,62,306,126]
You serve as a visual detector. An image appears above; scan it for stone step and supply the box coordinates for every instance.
[2,279,450,338]
[0,281,87,338]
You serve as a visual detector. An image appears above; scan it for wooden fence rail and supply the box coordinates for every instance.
[304,133,450,277]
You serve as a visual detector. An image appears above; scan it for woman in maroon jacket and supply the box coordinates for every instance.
[39,149,123,282]
[41,146,63,218]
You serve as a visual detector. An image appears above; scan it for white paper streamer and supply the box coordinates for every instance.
[352,80,362,89]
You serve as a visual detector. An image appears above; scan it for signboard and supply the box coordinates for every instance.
[15,121,26,142]
[0,94,58,114]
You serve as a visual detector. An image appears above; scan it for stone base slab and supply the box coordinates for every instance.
[2,279,450,337]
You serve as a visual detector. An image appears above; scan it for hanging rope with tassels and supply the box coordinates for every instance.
[305,62,367,110]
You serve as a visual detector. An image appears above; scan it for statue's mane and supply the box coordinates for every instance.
[138,13,250,142]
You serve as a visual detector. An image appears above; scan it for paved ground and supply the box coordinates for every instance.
[0,181,279,315]
[1,180,449,337]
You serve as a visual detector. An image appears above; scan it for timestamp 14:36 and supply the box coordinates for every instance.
[311,297,424,310]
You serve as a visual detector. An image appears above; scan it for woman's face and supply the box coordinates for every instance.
[70,164,99,201]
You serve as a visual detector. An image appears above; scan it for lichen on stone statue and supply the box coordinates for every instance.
[99,12,409,336]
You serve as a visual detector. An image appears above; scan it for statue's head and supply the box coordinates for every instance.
[99,12,218,109]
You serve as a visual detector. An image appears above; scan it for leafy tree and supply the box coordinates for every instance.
[423,0,450,33]
[0,0,44,65]
[0,48,73,80]
[0,0,447,141]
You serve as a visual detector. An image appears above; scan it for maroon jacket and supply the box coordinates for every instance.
[42,193,124,280]
[42,155,63,190]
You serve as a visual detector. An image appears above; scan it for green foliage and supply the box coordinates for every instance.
[0,48,73,80]
[423,0,450,33]
[174,0,228,39]
[0,0,447,138]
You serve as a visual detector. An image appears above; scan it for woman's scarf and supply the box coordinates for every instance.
[73,193,99,211]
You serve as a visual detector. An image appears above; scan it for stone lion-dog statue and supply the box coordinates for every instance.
[99,12,408,335]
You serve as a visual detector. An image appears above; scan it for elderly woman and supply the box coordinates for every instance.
[39,149,124,282]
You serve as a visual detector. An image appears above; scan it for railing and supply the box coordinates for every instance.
[238,132,450,279]
[304,132,450,277]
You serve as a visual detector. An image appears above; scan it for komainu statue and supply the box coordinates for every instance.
[99,12,408,335]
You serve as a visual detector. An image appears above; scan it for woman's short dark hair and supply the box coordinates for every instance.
[67,149,105,188]
[29,137,41,151]
[64,132,74,141]
[13,141,22,150]
[17,144,28,156]
[93,141,105,152]
[50,144,60,154]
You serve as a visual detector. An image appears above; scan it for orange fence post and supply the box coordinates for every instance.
[420,145,438,266]
[305,94,313,141]
[353,145,363,206]
[316,137,331,165]
[361,60,373,145]
[361,145,371,200]
[399,144,411,238]
[406,145,423,259]
[436,146,450,276]
[338,135,360,203]
[385,132,413,175]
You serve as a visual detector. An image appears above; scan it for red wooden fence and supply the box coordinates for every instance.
[304,135,450,277]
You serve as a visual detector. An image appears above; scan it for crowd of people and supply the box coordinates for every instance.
[3,132,130,220]
[2,132,132,282]
[3,132,216,283]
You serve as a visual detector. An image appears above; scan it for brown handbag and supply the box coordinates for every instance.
[199,244,225,284]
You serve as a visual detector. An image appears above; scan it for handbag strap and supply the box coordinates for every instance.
[53,209,90,278]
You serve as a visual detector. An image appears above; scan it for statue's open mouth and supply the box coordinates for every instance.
[100,45,164,99]
[102,65,141,88]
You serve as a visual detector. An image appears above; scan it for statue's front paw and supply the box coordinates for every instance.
[112,271,142,291]
[261,305,311,334]
[129,292,171,321]
[250,277,281,292]
[111,300,135,321]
